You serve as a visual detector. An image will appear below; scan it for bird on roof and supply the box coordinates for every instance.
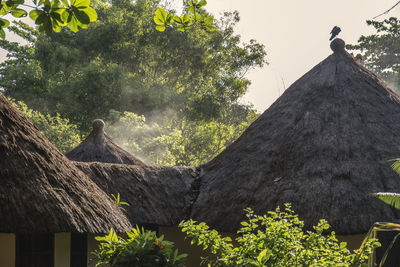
[329,26,341,41]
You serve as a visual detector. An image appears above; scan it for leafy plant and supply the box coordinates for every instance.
[154,0,215,32]
[0,0,96,38]
[111,193,130,212]
[180,204,379,266]
[93,226,187,267]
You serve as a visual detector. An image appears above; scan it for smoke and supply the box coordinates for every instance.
[105,108,181,166]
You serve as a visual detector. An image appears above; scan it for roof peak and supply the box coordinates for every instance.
[330,38,345,53]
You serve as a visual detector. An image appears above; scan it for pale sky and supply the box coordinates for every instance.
[1,1,400,113]
[205,0,400,112]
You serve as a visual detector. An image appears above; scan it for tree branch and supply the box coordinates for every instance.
[373,1,400,19]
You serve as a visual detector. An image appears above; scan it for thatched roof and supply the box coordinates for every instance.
[75,162,198,226]
[0,95,131,233]
[66,119,145,166]
[191,39,400,235]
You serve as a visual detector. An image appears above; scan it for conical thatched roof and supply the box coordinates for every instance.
[191,39,400,235]
[66,119,145,166]
[0,95,131,233]
[75,162,199,226]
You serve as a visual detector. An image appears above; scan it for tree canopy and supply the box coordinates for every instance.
[348,17,400,91]
[0,0,266,166]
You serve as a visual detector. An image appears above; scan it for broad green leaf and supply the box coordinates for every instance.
[0,3,9,16]
[155,25,165,32]
[372,192,400,210]
[11,8,27,17]
[155,8,167,23]
[51,11,65,25]
[204,16,213,25]
[198,0,206,7]
[0,28,5,39]
[188,6,194,14]
[182,13,190,23]
[153,16,164,25]
[29,9,42,21]
[173,15,181,24]
[74,9,90,24]
[71,0,89,7]
[79,6,97,22]
[0,18,9,27]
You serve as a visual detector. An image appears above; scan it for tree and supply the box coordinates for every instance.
[347,17,400,91]
[0,0,266,132]
[8,98,81,153]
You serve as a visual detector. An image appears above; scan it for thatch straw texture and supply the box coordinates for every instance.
[75,162,198,226]
[66,119,145,166]
[0,95,131,233]
[191,39,400,234]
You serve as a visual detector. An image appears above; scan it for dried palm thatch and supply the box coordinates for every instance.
[0,95,132,233]
[191,39,400,235]
[66,119,145,166]
[75,162,198,226]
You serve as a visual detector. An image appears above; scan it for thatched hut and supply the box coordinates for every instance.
[74,162,203,266]
[66,119,145,166]
[74,162,198,227]
[191,39,400,238]
[0,95,131,267]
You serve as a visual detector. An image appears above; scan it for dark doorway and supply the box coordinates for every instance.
[16,234,54,267]
[70,233,87,267]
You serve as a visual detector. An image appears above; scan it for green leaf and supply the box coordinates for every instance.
[372,192,400,210]
[155,8,167,23]
[29,9,42,21]
[173,15,181,24]
[204,16,213,25]
[188,6,194,14]
[71,0,89,7]
[74,9,90,24]
[155,25,165,32]
[0,28,5,39]
[182,13,190,23]
[11,8,27,17]
[79,6,97,22]
[0,18,10,28]
[198,0,206,7]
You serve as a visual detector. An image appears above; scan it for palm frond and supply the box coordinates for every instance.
[371,192,400,210]
[390,158,400,175]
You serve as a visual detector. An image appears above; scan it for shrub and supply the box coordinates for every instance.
[180,204,380,266]
[93,227,187,267]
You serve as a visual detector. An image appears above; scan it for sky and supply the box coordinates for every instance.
[1,1,399,113]
[203,0,400,112]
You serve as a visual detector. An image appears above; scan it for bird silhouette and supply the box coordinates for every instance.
[329,26,341,41]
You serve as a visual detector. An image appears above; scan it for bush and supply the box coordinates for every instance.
[180,204,380,266]
[93,227,187,267]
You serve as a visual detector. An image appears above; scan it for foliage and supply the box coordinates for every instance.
[154,0,215,32]
[0,0,96,38]
[93,227,187,267]
[9,98,81,153]
[0,0,266,132]
[106,108,259,166]
[180,204,380,267]
[347,17,400,91]
[111,193,129,212]
[372,192,400,210]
